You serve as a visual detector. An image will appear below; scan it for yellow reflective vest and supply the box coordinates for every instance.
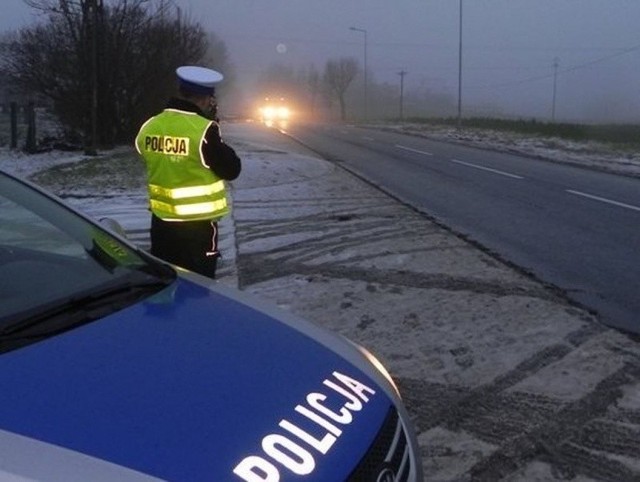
[135,109,229,222]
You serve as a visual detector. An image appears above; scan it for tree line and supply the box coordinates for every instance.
[0,0,456,153]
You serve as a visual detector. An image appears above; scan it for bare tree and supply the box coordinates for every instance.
[323,57,358,121]
[3,0,212,148]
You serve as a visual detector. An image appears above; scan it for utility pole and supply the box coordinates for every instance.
[398,70,407,121]
[457,0,463,128]
[552,57,559,122]
[349,27,368,120]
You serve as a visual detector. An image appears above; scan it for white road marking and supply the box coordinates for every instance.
[363,136,375,141]
[566,189,640,212]
[395,145,433,156]
[450,159,524,179]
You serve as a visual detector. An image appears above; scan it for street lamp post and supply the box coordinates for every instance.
[349,26,368,120]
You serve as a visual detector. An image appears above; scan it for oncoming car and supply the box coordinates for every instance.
[0,169,423,481]
[258,97,292,126]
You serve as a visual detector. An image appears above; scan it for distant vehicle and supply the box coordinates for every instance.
[258,96,292,125]
[0,168,423,481]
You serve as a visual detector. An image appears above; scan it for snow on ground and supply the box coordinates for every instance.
[0,146,88,178]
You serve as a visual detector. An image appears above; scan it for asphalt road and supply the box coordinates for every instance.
[285,123,640,335]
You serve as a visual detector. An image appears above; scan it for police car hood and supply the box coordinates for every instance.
[0,276,396,481]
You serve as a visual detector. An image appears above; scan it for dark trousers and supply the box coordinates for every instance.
[150,215,219,279]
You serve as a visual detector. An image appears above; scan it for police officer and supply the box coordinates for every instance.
[135,65,241,279]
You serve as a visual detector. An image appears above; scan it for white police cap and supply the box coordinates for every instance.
[176,65,223,95]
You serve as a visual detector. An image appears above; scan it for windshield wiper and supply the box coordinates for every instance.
[0,275,172,342]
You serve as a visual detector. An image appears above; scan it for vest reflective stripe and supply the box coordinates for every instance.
[149,181,225,200]
[150,198,228,217]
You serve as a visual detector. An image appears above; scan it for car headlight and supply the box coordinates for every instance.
[261,106,276,120]
[277,107,290,119]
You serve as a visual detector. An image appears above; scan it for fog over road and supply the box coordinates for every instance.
[285,123,640,335]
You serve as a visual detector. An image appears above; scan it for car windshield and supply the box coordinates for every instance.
[0,171,175,343]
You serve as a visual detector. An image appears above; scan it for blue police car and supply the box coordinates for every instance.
[0,169,423,481]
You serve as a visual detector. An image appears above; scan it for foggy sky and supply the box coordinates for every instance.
[4,0,640,122]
